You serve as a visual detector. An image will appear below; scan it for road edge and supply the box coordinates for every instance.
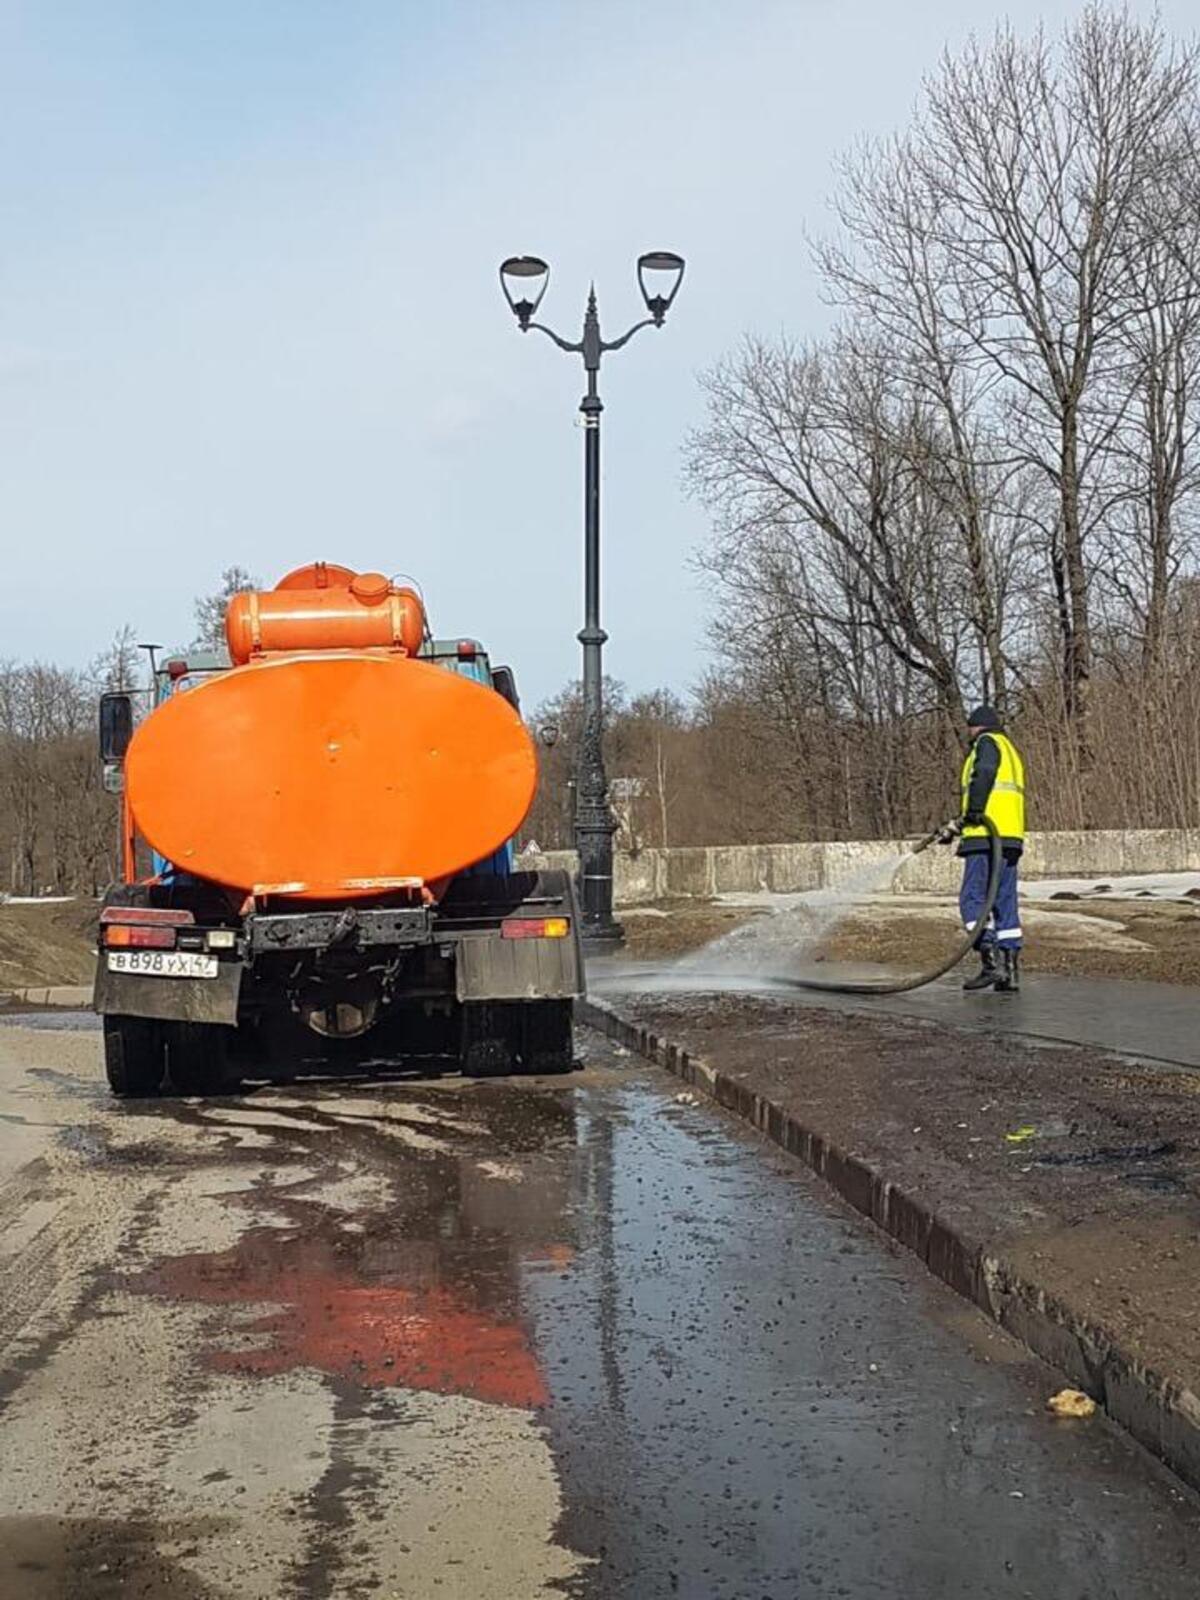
[578,995,1200,1494]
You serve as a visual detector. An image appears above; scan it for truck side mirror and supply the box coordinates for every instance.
[492,666,520,711]
[99,692,134,762]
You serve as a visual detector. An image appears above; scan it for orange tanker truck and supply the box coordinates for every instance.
[94,562,583,1096]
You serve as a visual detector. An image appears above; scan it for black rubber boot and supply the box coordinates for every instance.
[995,949,1021,993]
[962,949,999,991]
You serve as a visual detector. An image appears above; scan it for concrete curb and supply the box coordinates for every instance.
[578,995,1200,1494]
[0,986,92,1009]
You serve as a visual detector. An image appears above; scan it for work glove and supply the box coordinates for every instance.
[963,809,985,828]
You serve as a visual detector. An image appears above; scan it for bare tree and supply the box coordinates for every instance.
[815,139,1019,708]
[1099,160,1200,678]
[689,334,971,731]
[92,624,142,693]
[906,9,1198,785]
[624,690,688,849]
[193,566,259,650]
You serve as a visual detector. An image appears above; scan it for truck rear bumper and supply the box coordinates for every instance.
[92,870,584,1025]
[247,906,432,953]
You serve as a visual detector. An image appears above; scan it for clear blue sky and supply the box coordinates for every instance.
[1,0,1192,706]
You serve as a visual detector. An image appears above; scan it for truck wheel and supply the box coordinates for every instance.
[103,1016,166,1098]
[461,1004,516,1078]
[521,1001,576,1075]
[165,1023,232,1097]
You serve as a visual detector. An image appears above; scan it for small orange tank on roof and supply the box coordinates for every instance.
[225,563,425,663]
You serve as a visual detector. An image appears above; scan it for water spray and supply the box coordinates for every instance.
[626,816,1003,1000]
[769,814,1002,996]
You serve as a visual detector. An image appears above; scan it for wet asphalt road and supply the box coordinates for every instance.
[1,1015,1198,1598]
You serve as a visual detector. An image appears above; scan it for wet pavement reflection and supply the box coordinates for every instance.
[129,1089,578,1410]
[117,1058,1200,1599]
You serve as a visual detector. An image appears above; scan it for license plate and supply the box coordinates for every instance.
[107,950,219,979]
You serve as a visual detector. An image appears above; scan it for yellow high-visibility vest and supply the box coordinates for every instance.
[961,731,1026,842]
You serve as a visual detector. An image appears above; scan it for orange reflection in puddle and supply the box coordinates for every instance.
[133,1230,549,1409]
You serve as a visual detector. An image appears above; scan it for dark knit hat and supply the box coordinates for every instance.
[966,704,1002,730]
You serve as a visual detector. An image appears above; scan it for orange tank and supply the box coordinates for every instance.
[225,566,425,664]
[125,651,537,899]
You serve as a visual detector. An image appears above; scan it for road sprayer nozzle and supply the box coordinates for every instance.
[911,816,963,855]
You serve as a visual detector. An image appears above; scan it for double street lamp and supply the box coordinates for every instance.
[499,251,685,951]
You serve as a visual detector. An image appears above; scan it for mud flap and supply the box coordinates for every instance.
[93,962,242,1025]
[443,869,585,1002]
[455,934,582,1002]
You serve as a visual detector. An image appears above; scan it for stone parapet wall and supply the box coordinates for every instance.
[519,829,1200,906]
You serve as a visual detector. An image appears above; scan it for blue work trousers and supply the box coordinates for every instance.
[959,854,1022,950]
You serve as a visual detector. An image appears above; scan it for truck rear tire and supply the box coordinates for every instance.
[460,1001,576,1077]
[461,1003,516,1078]
[521,1001,575,1075]
[165,1022,233,1097]
[103,1016,166,1098]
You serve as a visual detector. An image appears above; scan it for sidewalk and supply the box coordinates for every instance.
[583,973,1200,1491]
[721,968,1200,1069]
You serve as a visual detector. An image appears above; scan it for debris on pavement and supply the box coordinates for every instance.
[1047,1388,1097,1419]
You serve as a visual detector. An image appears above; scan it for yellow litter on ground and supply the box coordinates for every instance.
[1047,1388,1097,1418]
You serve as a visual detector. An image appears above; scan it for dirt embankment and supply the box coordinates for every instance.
[622,893,1200,986]
[824,896,1200,986]
[0,901,97,991]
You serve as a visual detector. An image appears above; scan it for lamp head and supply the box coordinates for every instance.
[500,255,550,330]
[637,251,685,326]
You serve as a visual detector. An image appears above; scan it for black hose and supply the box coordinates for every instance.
[772,815,1003,996]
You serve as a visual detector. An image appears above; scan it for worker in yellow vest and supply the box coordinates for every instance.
[959,705,1026,993]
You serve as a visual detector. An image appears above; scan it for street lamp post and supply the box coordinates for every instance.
[499,251,685,951]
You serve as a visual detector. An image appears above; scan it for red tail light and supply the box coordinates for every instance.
[501,917,570,940]
[100,906,192,949]
[103,924,176,949]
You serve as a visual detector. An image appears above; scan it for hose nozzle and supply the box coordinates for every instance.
[911,816,963,855]
[935,815,964,846]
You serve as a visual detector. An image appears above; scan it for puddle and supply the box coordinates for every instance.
[0,1513,218,1600]
[127,1085,580,1410]
[56,1126,110,1164]
[1120,1169,1187,1194]
[1030,1140,1190,1194]
[1033,1139,1177,1168]
[26,1067,107,1104]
